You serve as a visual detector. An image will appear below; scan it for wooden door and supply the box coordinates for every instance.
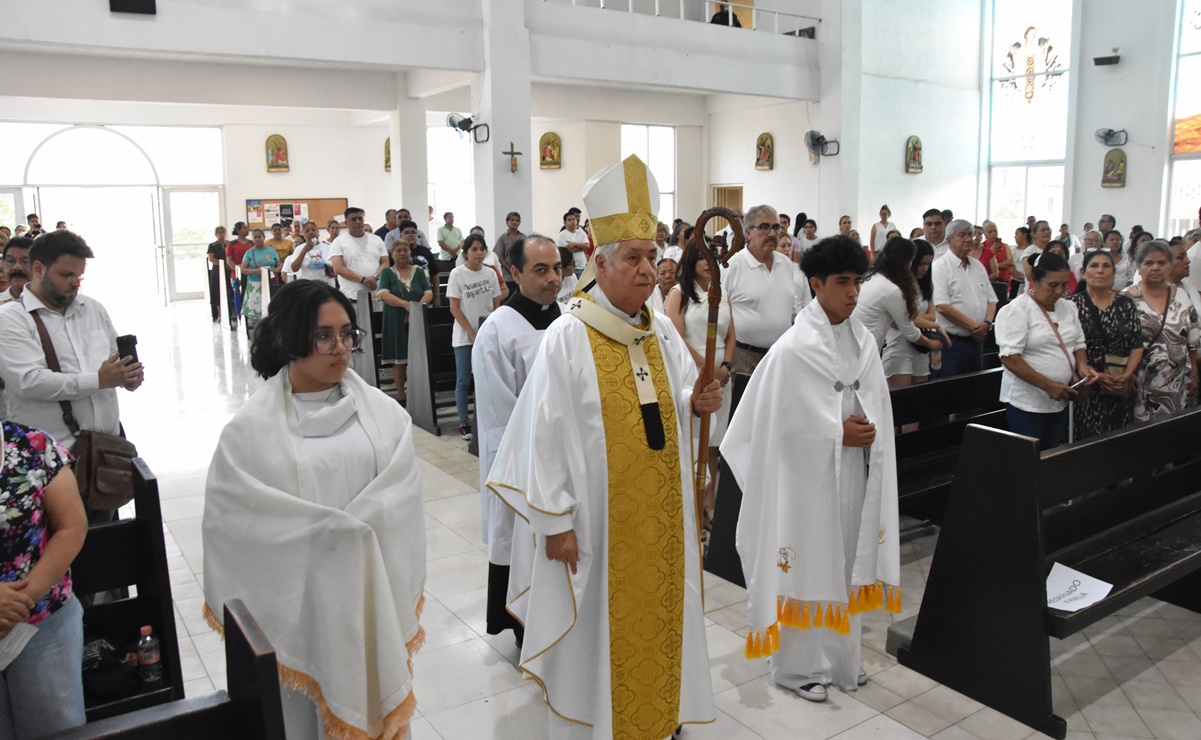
[710,185,743,234]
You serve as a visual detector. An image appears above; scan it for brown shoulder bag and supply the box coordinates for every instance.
[30,312,137,511]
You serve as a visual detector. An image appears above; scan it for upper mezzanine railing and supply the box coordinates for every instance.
[542,0,820,38]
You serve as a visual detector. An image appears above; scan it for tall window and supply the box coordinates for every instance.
[620,124,676,226]
[1169,0,1201,235]
[427,126,476,236]
[986,0,1072,237]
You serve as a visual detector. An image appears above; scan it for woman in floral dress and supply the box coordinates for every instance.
[0,421,88,738]
[1124,240,1201,422]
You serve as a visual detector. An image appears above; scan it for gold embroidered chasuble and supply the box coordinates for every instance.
[580,306,685,740]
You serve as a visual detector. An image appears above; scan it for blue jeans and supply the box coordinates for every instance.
[0,596,86,739]
[1006,405,1069,450]
[454,345,473,426]
[932,336,983,378]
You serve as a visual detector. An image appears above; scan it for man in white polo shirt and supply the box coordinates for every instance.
[724,204,797,375]
[932,218,996,378]
[329,206,388,386]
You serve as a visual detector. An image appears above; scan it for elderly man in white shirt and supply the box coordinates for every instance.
[0,231,145,525]
[931,218,997,377]
[724,204,798,375]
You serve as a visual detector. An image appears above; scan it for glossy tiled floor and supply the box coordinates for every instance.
[125,300,1201,739]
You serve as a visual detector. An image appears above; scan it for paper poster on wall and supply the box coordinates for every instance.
[280,204,294,220]
[247,200,263,223]
[295,204,308,220]
[264,204,281,223]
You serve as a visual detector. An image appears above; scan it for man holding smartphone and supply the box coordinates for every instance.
[0,230,144,482]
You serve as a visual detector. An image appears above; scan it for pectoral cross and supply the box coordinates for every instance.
[503,142,522,173]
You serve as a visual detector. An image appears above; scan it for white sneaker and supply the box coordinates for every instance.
[857,671,869,686]
[793,682,828,702]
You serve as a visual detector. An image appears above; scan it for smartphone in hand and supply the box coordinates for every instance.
[116,334,139,365]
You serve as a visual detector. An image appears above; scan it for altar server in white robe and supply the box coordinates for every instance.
[474,234,563,646]
[203,280,426,740]
[722,235,902,703]
[486,155,722,739]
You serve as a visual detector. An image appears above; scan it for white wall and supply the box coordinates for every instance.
[852,0,984,236]
[223,124,392,232]
[530,120,588,235]
[1067,0,1176,233]
[707,100,823,227]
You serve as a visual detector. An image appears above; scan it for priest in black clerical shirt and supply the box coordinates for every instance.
[471,234,563,646]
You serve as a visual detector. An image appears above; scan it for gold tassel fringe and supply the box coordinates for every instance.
[747,583,901,660]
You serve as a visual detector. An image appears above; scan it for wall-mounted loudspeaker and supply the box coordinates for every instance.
[110,0,157,15]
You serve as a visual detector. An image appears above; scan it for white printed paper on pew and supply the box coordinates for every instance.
[1046,563,1113,612]
[0,623,37,670]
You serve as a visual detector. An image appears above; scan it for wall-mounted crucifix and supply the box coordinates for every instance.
[502,142,523,173]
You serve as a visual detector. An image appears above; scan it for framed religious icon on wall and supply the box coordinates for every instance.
[755,133,774,170]
[905,135,923,174]
[266,134,289,173]
[1102,149,1126,188]
[385,137,391,172]
[539,132,561,169]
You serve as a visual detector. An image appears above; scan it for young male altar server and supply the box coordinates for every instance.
[474,234,563,648]
[486,155,723,739]
[722,235,902,703]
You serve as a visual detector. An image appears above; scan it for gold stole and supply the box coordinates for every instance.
[583,321,684,740]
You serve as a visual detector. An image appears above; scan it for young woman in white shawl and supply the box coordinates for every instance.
[202,280,426,740]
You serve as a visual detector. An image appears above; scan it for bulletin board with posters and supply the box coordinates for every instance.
[244,198,349,230]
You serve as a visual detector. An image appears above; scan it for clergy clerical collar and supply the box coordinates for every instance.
[505,290,561,331]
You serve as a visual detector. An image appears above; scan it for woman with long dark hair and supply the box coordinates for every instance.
[665,240,737,534]
[853,237,943,356]
[203,280,425,740]
[881,239,947,386]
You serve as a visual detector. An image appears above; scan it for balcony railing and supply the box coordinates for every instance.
[544,0,820,38]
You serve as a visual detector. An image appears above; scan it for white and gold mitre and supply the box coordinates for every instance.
[582,154,661,245]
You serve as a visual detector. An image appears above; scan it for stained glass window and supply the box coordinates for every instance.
[987,0,1071,232]
[989,0,1072,163]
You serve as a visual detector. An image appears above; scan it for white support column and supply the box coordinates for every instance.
[393,76,429,222]
[472,0,533,238]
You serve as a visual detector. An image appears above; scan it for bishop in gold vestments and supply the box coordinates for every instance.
[487,156,721,739]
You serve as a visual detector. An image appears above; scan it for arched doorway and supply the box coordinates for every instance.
[22,124,224,315]
[25,126,161,317]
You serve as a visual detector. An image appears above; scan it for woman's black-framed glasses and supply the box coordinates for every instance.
[314,328,365,355]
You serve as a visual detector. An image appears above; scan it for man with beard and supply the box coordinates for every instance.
[0,231,144,491]
[473,234,562,649]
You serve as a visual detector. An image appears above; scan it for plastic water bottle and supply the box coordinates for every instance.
[137,626,163,683]
[930,350,942,372]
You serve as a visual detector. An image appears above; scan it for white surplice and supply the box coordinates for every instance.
[721,300,901,690]
[203,368,425,740]
[473,303,554,565]
[486,288,716,735]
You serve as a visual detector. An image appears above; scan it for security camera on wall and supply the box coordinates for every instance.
[446,113,491,144]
